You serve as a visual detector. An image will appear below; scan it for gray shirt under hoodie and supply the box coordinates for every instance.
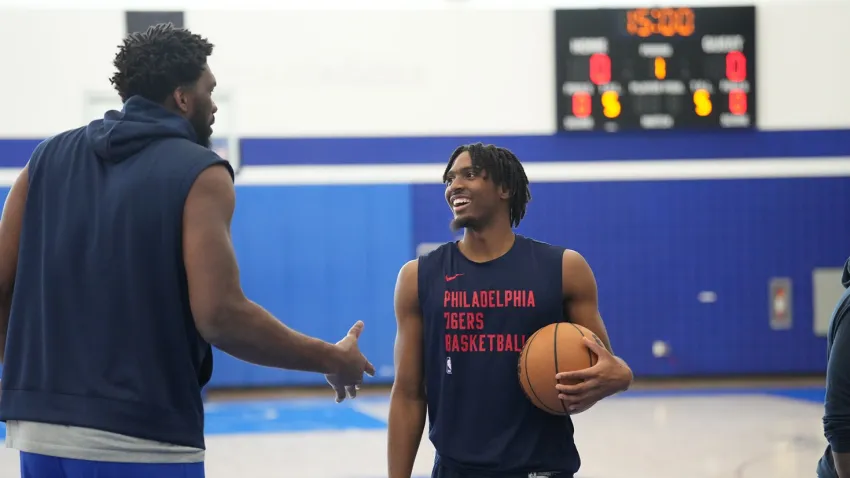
[6,420,205,463]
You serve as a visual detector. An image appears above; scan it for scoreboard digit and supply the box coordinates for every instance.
[554,6,757,132]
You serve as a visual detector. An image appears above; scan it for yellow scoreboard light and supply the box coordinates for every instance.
[693,89,712,117]
[601,91,621,119]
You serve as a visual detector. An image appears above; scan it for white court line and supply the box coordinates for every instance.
[0,157,848,187]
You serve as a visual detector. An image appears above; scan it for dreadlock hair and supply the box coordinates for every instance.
[109,23,214,103]
[443,143,531,228]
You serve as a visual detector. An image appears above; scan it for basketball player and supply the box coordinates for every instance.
[0,23,373,478]
[387,143,634,478]
[817,257,850,478]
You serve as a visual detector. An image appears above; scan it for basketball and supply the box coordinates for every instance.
[517,322,602,415]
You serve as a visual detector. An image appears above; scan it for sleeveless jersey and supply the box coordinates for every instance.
[417,234,580,476]
[0,95,231,451]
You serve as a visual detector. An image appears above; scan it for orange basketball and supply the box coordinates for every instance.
[517,322,601,415]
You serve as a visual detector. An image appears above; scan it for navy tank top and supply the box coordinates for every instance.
[0,96,231,450]
[418,234,580,476]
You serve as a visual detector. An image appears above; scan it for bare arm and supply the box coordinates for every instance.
[835,451,850,477]
[824,304,850,477]
[387,259,427,478]
[0,164,28,364]
[561,249,633,391]
[183,164,345,374]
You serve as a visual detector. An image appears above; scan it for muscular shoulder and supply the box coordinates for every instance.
[398,258,419,286]
[189,164,236,201]
[395,259,420,311]
[561,249,590,270]
[561,249,596,298]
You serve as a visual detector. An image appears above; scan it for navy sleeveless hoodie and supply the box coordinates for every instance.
[418,234,580,476]
[0,95,233,449]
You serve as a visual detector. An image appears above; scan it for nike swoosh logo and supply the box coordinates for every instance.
[445,274,463,282]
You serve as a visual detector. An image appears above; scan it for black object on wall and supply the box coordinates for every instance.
[125,11,184,35]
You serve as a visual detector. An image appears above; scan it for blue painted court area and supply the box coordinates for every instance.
[765,387,825,403]
[202,398,388,434]
[0,386,825,441]
[0,397,387,440]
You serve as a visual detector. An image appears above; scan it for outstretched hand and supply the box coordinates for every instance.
[554,336,632,414]
[325,320,376,403]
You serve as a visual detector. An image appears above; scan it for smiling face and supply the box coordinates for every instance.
[443,151,511,232]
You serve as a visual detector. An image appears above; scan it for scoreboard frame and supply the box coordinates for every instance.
[554,6,757,132]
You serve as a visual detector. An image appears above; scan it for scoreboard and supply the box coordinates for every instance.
[554,6,756,132]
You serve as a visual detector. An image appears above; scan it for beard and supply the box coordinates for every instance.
[189,110,213,148]
[451,215,479,233]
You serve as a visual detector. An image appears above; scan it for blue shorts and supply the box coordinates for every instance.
[19,451,204,478]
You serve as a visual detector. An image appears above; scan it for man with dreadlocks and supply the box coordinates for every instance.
[387,143,634,478]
